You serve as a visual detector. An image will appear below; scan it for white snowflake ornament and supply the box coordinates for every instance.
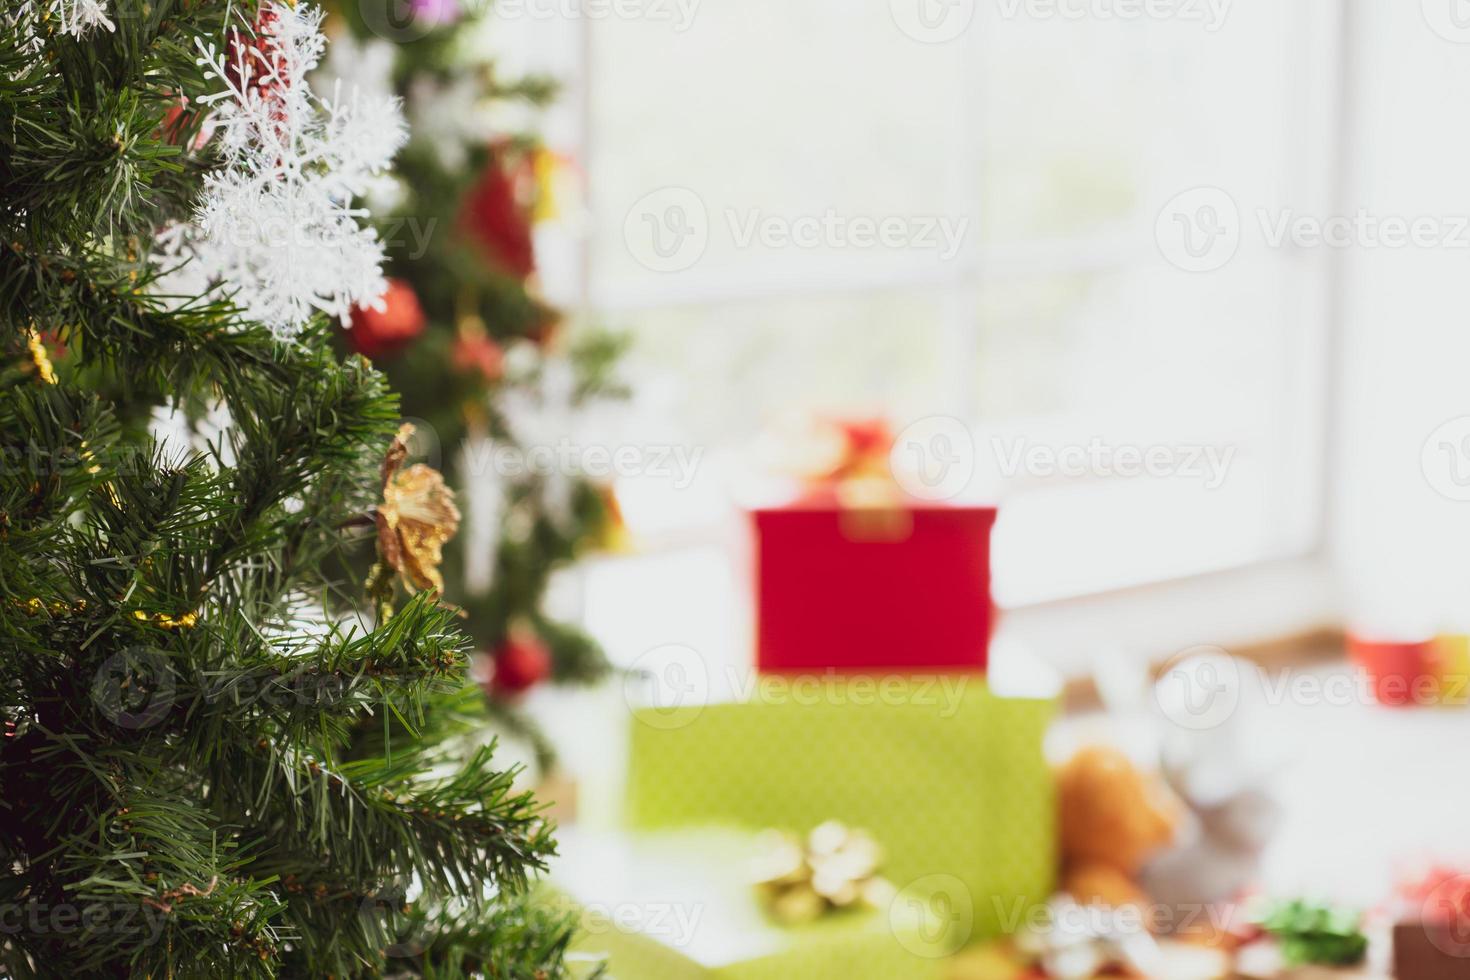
[54,0,113,35]
[318,30,396,106]
[10,0,114,49]
[156,3,407,338]
[407,73,496,171]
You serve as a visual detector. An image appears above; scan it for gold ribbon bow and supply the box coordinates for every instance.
[751,821,895,926]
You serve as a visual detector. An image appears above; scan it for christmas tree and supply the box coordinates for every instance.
[325,3,627,769]
[0,2,586,975]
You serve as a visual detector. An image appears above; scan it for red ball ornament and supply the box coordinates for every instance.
[488,631,552,698]
[451,333,504,383]
[346,279,427,360]
[224,8,290,103]
[460,151,536,281]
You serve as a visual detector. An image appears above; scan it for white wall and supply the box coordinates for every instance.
[1331,0,1470,631]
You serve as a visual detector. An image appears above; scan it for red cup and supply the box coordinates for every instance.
[1347,633,1436,707]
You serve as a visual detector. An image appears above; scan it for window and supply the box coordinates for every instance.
[523,0,1345,654]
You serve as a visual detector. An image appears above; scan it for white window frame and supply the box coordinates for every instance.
[533,0,1353,674]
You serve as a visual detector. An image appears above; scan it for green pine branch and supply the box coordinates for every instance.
[1,0,588,974]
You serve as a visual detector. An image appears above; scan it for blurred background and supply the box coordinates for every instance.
[338,0,1470,975]
[531,0,1462,655]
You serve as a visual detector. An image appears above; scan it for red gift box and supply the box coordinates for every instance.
[751,501,996,674]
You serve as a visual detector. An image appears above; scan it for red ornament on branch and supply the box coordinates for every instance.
[460,150,536,281]
[224,7,290,102]
[485,629,552,698]
[451,333,504,384]
[346,279,427,359]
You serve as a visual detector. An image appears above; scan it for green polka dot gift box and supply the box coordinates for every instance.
[623,675,1056,943]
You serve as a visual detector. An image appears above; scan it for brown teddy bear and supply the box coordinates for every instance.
[1057,745,1179,914]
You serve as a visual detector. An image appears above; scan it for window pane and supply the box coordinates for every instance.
[970,259,1323,603]
[977,2,1326,246]
[617,287,958,449]
[579,1,1336,603]
[971,262,1296,438]
[587,0,972,300]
